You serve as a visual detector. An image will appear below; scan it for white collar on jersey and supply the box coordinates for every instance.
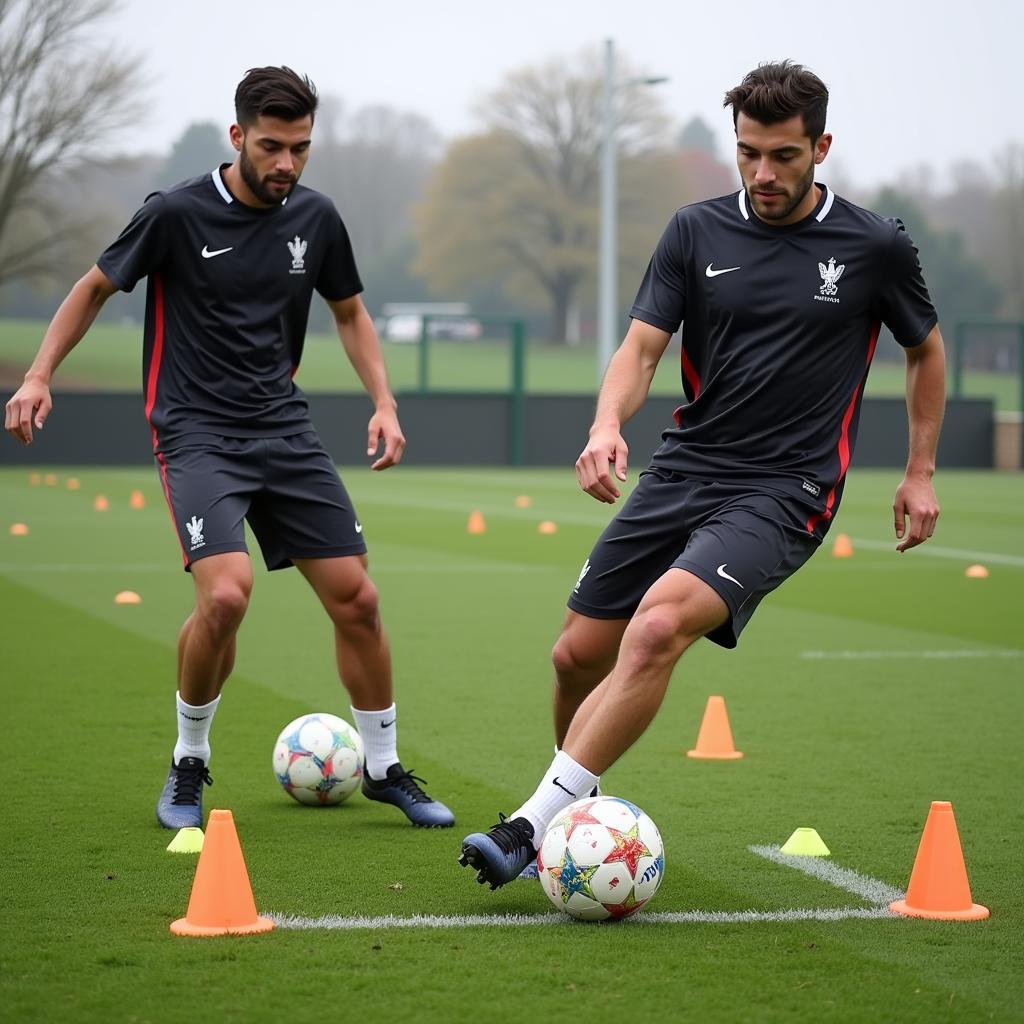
[737,183,834,223]
[210,167,289,206]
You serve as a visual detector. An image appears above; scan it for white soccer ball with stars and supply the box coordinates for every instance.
[538,796,665,921]
[272,712,364,805]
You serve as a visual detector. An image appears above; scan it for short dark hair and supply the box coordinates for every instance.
[723,60,828,140]
[235,66,318,126]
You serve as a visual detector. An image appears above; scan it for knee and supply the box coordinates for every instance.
[197,580,250,636]
[328,575,381,634]
[551,633,585,679]
[551,629,611,685]
[624,606,695,671]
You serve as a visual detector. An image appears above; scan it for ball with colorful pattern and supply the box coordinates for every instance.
[272,713,364,805]
[538,796,665,921]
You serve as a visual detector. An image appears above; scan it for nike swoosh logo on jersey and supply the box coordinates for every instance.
[716,563,744,588]
[201,245,234,259]
[705,263,740,277]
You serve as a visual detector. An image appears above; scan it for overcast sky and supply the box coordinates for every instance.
[108,0,1018,190]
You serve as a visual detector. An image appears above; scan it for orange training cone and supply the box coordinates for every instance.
[687,695,743,760]
[129,489,146,509]
[832,533,854,558]
[170,809,274,936]
[889,801,988,920]
[467,510,487,534]
[93,495,109,511]
[537,520,558,534]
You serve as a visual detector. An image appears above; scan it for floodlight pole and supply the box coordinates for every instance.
[596,40,669,387]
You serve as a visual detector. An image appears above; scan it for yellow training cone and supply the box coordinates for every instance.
[9,523,29,536]
[167,827,205,854]
[832,533,853,558]
[114,591,142,605]
[780,827,831,857]
[965,564,989,579]
[537,520,558,534]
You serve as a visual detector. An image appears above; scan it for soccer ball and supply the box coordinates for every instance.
[272,713,364,805]
[538,796,665,921]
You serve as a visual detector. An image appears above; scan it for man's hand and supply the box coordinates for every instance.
[367,406,405,470]
[576,426,628,503]
[5,379,52,445]
[893,474,939,552]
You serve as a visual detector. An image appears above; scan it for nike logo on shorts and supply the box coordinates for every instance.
[201,245,233,259]
[705,263,740,277]
[716,563,744,588]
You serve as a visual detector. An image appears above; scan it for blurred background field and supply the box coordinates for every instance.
[3,318,1021,411]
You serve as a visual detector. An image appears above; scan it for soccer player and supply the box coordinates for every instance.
[5,67,454,831]
[459,60,945,887]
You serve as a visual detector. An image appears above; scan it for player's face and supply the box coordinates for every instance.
[735,113,831,225]
[232,115,313,206]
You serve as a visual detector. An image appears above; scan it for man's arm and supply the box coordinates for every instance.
[4,265,119,445]
[576,319,673,503]
[325,293,405,471]
[893,324,946,551]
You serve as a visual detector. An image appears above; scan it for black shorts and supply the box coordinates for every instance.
[567,468,821,648]
[156,432,368,572]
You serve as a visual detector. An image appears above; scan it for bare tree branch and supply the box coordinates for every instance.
[0,0,144,286]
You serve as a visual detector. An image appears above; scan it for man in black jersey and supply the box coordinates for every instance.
[460,60,946,889]
[5,67,454,831]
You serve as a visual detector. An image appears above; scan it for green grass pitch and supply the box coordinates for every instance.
[1,465,1022,1022]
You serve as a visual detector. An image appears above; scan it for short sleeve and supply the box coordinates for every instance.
[96,193,168,293]
[875,220,938,347]
[316,206,363,301]
[629,214,687,333]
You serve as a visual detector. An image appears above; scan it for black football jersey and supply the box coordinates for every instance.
[98,167,362,452]
[630,184,937,532]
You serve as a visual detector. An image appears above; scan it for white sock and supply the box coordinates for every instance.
[512,750,600,847]
[351,704,398,780]
[555,743,601,797]
[173,692,220,765]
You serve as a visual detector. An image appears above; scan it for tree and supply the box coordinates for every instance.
[161,122,230,187]
[302,102,441,276]
[0,0,143,286]
[872,187,1003,330]
[414,50,687,341]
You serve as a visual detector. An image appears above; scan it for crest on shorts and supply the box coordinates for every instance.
[288,235,307,274]
[574,558,591,593]
[185,515,205,550]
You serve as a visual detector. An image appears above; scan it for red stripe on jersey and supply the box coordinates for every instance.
[155,451,188,568]
[675,346,701,425]
[806,322,881,534]
[144,274,165,451]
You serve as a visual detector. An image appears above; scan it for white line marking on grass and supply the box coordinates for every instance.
[801,649,1023,661]
[748,845,905,906]
[268,845,905,930]
[849,538,1024,568]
